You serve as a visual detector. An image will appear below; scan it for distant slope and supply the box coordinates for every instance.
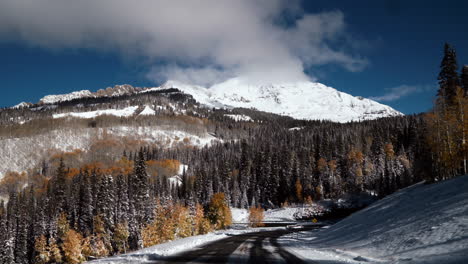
[280,175,468,263]
[159,77,402,123]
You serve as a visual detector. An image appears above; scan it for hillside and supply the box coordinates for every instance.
[279,175,468,263]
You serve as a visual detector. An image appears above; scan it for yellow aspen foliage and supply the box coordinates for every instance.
[142,219,162,247]
[0,171,28,193]
[248,206,265,227]
[113,222,130,254]
[317,158,328,172]
[81,237,92,260]
[57,212,70,239]
[93,215,106,235]
[328,160,337,172]
[92,236,110,258]
[48,238,63,263]
[315,185,323,200]
[34,235,50,264]
[193,203,207,235]
[173,205,192,238]
[198,218,213,235]
[384,143,395,159]
[62,229,85,264]
[295,179,303,202]
[207,193,232,229]
[426,86,468,178]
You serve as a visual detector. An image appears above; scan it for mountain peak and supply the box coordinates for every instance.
[161,77,402,123]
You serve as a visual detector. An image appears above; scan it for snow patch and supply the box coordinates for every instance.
[231,208,249,223]
[224,114,252,122]
[53,106,138,119]
[139,105,156,116]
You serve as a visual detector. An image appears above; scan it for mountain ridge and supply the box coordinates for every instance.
[13,78,402,123]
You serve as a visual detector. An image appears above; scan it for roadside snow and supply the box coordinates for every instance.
[87,227,284,263]
[278,175,468,264]
[231,208,249,223]
[264,207,299,222]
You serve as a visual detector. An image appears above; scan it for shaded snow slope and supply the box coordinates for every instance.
[279,175,468,263]
[160,77,402,123]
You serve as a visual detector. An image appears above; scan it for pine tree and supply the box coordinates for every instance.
[96,174,116,233]
[53,158,68,214]
[115,174,129,224]
[129,150,150,226]
[77,172,93,236]
[437,43,460,104]
[461,65,468,96]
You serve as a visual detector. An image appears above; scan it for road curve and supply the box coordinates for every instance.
[143,225,322,264]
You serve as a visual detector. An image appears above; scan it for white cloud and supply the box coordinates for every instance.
[370,84,435,102]
[0,0,367,85]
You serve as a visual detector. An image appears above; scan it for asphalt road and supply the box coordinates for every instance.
[144,225,322,264]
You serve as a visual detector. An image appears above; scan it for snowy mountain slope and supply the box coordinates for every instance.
[279,175,468,263]
[40,90,94,104]
[0,126,217,179]
[158,77,402,123]
[36,84,141,105]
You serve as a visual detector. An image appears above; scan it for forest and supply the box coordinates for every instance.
[0,43,466,263]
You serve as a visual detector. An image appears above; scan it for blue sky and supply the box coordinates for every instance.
[0,0,467,114]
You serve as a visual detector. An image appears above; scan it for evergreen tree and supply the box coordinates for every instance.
[96,174,116,233]
[78,172,93,236]
[53,158,68,214]
[437,43,460,103]
[461,65,468,96]
[129,150,150,226]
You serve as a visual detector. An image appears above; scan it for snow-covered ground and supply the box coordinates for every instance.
[231,208,249,223]
[278,175,468,263]
[138,105,156,116]
[53,106,139,119]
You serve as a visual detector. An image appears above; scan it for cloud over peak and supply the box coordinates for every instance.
[0,0,367,86]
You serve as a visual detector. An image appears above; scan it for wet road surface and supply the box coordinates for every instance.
[146,225,322,264]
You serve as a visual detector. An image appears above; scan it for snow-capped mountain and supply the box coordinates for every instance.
[16,78,402,123]
[156,77,402,123]
[37,84,141,104]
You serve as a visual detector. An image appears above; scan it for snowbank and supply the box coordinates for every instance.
[264,207,298,222]
[279,175,468,263]
[231,208,249,223]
